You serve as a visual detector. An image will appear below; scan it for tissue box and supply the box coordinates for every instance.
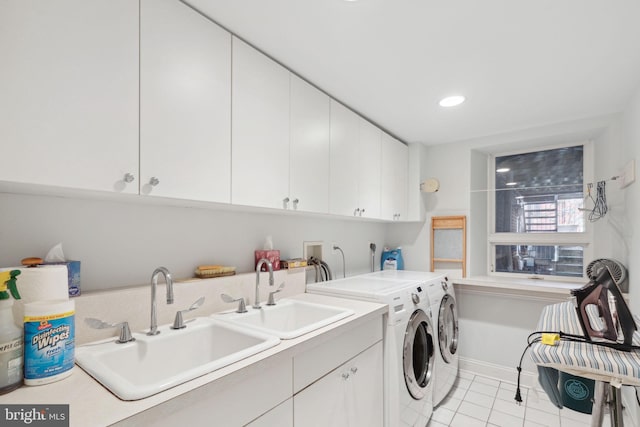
[254,250,280,271]
[42,260,81,297]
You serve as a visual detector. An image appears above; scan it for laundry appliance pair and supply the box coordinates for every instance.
[306,270,459,427]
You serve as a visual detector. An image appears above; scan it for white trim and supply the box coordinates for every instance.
[459,356,536,387]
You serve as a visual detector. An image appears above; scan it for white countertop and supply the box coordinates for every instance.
[3,293,387,427]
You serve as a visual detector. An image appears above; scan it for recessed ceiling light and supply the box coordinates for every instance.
[496,168,510,173]
[506,182,517,186]
[439,95,465,107]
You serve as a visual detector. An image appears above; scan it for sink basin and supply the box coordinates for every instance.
[75,317,280,400]
[214,299,354,339]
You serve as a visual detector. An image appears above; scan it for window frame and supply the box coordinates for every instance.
[487,140,594,281]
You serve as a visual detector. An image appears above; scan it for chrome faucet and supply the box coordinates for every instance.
[254,258,274,309]
[148,267,174,336]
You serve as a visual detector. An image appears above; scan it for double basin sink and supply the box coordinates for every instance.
[75,299,354,400]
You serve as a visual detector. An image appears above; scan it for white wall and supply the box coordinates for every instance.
[0,191,387,292]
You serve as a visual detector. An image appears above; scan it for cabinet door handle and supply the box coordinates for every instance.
[292,198,299,210]
[350,367,358,374]
[342,372,350,380]
[123,173,135,184]
[354,208,360,216]
[359,208,365,216]
[149,177,160,186]
[283,197,290,209]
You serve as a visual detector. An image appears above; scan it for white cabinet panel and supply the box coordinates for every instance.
[357,119,382,218]
[329,101,360,217]
[247,398,293,427]
[232,37,290,209]
[293,342,383,427]
[140,0,231,202]
[0,0,139,193]
[381,133,409,221]
[289,75,330,214]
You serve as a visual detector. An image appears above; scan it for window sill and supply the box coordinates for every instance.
[452,275,585,301]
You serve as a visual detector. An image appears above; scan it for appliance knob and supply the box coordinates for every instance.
[123,173,135,183]
[411,293,420,304]
[149,177,160,186]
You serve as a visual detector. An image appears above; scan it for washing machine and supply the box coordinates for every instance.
[362,271,459,407]
[306,276,436,427]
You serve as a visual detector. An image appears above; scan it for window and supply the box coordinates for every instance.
[489,144,591,279]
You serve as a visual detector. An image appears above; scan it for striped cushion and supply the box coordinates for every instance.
[529,301,640,385]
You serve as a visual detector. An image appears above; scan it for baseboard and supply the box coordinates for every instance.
[459,356,537,388]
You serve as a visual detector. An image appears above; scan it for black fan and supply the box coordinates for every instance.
[586,259,628,292]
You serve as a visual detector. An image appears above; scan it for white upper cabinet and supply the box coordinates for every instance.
[140,0,231,202]
[0,0,139,193]
[381,133,409,221]
[329,101,382,218]
[357,119,382,219]
[329,101,360,217]
[231,37,290,209]
[289,76,331,213]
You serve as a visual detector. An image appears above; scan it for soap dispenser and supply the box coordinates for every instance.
[0,269,23,395]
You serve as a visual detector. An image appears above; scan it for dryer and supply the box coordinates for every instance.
[362,271,459,407]
[306,276,436,427]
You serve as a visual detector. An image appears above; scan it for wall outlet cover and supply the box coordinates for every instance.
[619,159,636,189]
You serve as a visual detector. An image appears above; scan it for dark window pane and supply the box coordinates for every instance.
[495,146,583,233]
[495,245,583,277]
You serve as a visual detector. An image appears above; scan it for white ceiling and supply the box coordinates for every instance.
[184,0,640,146]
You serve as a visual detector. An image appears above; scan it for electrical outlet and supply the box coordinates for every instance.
[619,159,636,189]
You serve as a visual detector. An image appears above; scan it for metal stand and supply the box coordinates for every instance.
[590,382,624,427]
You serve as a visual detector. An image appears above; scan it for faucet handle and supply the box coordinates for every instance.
[266,283,285,306]
[85,318,136,344]
[221,293,248,313]
[171,296,205,330]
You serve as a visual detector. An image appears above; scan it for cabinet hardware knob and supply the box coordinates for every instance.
[123,173,135,183]
[354,208,360,216]
[283,197,290,209]
[342,373,350,380]
[292,198,299,209]
[359,209,365,216]
[350,367,358,374]
[149,177,160,186]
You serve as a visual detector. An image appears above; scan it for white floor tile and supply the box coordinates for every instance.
[492,399,526,419]
[559,408,592,423]
[458,370,476,380]
[524,407,561,427]
[438,396,462,412]
[464,390,495,408]
[448,386,469,401]
[489,409,525,427]
[559,416,590,427]
[450,412,487,427]
[496,387,523,403]
[426,419,448,427]
[474,376,501,388]
[499,381,518,391]
[525,394,560,415]
[452,377,472,391]
[469,381,499,398]
[457,401,491,422]
[431,407,455,425]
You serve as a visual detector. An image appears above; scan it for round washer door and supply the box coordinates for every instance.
[403,309,435,400]
[438,294,459,363]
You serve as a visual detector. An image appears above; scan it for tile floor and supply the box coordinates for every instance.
[428,370,612,427]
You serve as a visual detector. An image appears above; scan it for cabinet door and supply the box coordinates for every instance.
[0,0,138,193]
[329,101,360,217]
[293,342,383,427]
[246,399,293,427]
[357,119,382,219]
[232,37,290,209]
[140,0,231,202]
[381,133,409,221]
[289,75,330,213]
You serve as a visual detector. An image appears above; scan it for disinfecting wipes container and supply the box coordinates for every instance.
[23,299,75,385]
